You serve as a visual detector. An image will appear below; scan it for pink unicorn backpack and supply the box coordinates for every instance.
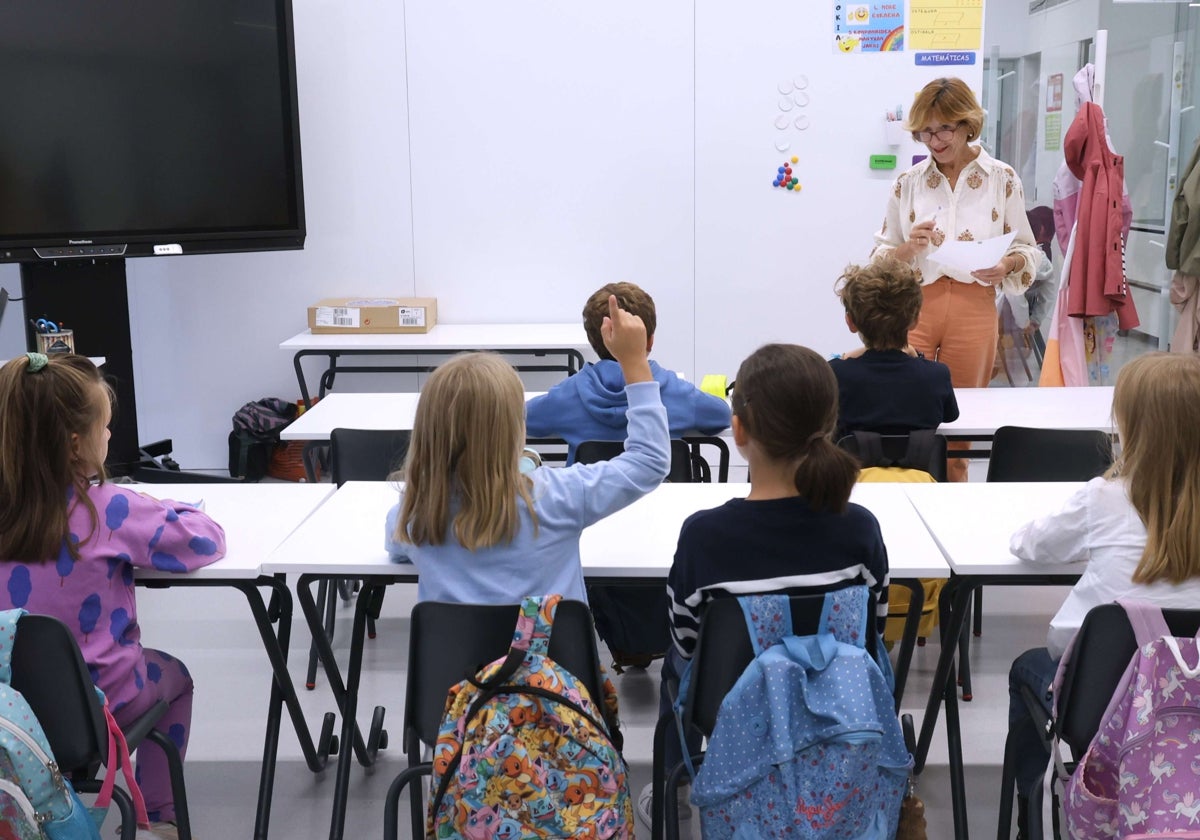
[1062,600,1200,838]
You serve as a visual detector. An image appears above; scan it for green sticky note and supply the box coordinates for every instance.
[869,155,897,170]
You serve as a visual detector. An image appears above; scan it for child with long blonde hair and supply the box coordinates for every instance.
[385,296,670,603]
[0,353,226,839]
[1006,352,1200,835]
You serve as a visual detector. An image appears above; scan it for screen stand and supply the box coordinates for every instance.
[21,258,141,474]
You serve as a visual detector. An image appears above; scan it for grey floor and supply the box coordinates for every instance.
[130,565,1072,839]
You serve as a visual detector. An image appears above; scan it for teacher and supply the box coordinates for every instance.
[871,77,1041,481]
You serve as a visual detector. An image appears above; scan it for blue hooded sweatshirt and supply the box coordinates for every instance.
[525,359,732,463]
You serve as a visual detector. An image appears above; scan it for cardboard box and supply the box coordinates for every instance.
[307,297,437,334]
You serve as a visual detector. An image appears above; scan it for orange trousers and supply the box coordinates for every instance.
[908,278,998,482]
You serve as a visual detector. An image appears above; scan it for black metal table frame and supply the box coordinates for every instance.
[295,572,928,840]
[911,572,1080,840]
[139,575,338,840]
[292,347,586,407]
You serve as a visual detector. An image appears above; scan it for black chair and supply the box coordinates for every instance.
[305,428,412,689]
[9,614,192,840]
[986,426,1113,484]
[649,592,904,840]
[382,599,613,840]
[997,604,1200,840]
[576,440,706,670]
[837,429,948,483]
[576,438,710,483]
[961,426,1116,700]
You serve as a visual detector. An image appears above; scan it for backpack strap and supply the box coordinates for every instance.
[738,594,793,656]
[95,693,150,829]
[903,430,937,471]
[820,586,869,649]
[511,594,559,656]
[0,609,25,683]
[1118,599,1172,648]
[852,431,886,467]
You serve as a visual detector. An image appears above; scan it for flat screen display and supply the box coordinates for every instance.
[0,1,304,260]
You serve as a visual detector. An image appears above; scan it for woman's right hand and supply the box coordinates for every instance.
[896,219,937,263]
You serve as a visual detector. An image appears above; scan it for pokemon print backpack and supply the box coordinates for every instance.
[1060,601,1200,838]
[428,594,633,839]
[689,588,911,839]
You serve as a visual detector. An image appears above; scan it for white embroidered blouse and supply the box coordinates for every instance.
[871,146,1042,296]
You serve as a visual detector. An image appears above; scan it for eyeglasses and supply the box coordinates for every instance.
[911,123,963,143]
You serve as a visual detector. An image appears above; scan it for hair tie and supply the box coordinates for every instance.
[807,431,826,445]
[25,352,48,373]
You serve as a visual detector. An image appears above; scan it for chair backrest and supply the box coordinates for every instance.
[986,426,1113,483]
[684,591,880,736]
[575,439,703,482]
[1056,603,1200,759]
[8,614,108,776]
[330,428,412,487]
[837,430,948,483]
[403,600,610,752]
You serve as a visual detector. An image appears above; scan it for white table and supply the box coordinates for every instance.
[940,386,1114,438]
[280,323,589,406]
[135,483,334,578]
[267,480,948,840]
[902,481,1084,839]
[280,391,548,442]
[134,482,336,840]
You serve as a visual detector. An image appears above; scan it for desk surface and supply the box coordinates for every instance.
[264,481,949,579]
[281,391,548,441]
[135,483,335,580]
[280,323,590,352]
[904,481,1086,575]
[939,386,1114,436]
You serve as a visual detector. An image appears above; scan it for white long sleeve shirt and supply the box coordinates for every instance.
[1009,476,1200,659]
[871,146,1043,296]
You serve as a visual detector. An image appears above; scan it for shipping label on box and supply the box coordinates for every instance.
[307,297,437,334]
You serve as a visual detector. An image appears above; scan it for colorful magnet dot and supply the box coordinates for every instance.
[791,156,799,163]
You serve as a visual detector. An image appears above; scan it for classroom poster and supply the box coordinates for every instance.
[833,3,905,53]
[1045,113,1062,151]
[908,0,983,51]
[1047,73,1063,112]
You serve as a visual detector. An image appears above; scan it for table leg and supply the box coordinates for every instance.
[295,574,373,765]
[891,578,925,713]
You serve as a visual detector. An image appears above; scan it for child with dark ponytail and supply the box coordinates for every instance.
[638,344,891,826]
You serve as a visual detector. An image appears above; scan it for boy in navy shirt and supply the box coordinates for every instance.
[830,258,959,440]
[526,282,731,462]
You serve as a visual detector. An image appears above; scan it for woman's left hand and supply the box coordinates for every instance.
[971,257,1012,287]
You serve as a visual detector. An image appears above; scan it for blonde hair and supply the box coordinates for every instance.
[836,259,923,350]
[1109,353,1200,585]
[905,77,984,142]
[0,354,112,562]
[395,353,537,550]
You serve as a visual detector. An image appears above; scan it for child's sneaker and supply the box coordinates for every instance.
[636,781,691,832]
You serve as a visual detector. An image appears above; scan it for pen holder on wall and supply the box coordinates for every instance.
[883,120,907,146]
[36,329,75,355]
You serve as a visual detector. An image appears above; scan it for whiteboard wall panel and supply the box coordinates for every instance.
[404,0,696,371]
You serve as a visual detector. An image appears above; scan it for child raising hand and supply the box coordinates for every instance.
[386,294,671,604]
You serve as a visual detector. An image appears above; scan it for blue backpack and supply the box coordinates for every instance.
[0,609,143,840]
[689,588,912,839]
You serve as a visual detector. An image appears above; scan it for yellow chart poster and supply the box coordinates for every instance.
[909,0,982,51]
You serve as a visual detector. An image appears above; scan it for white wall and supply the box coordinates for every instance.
[1,1,982,470]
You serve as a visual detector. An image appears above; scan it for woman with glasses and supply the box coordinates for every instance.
[870,77,1041,481]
